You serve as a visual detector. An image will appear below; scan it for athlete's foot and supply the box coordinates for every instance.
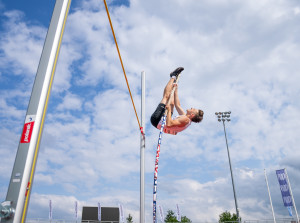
[170,67,184,79]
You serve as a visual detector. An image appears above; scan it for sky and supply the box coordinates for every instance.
[1,0,300,222]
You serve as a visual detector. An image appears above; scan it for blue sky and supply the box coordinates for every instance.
[1,0,300,222]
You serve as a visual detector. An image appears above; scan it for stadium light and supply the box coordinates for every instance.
[215,111,240,223]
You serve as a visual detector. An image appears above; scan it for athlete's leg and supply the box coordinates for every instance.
[160,67,184,105]
[160,78,175,105]
[150,67,183,127]
[150,103,166,127]
[169,88,175,114]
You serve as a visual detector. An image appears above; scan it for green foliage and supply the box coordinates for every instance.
[126,213,133,223]
[164,209,192,222]
[165,210,178,222]
[181,215,192,222]
[219,211,239,223]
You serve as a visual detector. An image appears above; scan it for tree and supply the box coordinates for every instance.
[126,213,133,223]
[219,211,239,223]
[164,210,192,222]
[181,216,192,222]
[165,210,178,222]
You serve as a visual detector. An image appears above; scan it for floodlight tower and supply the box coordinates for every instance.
[215,111,240,222]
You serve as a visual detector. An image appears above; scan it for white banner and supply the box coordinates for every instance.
[49,200,52,220]
[98,202,101,221]
[119,204,124,223]
[176,204,181,221]
[75,201,78,219]
[159,205,164,222]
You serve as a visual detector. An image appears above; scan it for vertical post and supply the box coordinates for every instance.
[0,0,71,222]
[285,168,299,223]
[222,121,240,222]
[49,200,52,223]
[264,169,276,223]
[75,201,78,223]
[140,71,146,223]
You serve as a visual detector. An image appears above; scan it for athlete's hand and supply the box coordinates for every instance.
[165,104,171,111]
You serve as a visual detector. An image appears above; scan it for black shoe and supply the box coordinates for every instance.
[170,67,184,78]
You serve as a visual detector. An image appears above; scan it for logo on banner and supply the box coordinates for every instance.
[276,169,293,207]
[287,206,293,216]
[20,115,36,143]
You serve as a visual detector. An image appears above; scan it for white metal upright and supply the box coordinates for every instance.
[0,0,71,222]
[140,71,146,223]
[264,169,276,223]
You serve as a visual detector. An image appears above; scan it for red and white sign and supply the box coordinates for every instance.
[20,115,36,143]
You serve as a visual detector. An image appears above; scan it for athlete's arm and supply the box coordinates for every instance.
[174,87,186,115]
[166,105,189,127]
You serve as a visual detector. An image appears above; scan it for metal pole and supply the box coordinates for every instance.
[0,0,71,222]
[140,71,146,223]
[264,169,276,223]
[285,168,299,223]
[222,121,240,222]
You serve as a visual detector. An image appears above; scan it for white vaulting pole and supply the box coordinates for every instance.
[140,71,146,223]
[285,168,299,223]
[264,169,276,223]
[153,73,182,223]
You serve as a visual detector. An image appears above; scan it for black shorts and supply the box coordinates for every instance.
[150,103,166,128]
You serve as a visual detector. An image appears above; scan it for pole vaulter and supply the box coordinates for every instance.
[152,69,182,223]
[151,67,204,223]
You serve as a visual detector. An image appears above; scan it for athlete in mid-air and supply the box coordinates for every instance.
[150,67,204,135]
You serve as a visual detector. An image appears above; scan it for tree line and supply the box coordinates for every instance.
[126,209,238,222]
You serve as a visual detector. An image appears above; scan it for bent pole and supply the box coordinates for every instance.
[0,0,71,222]
[153,73,181,223]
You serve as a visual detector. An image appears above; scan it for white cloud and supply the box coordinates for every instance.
[56,93,83,111]
[0,10,45,76]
